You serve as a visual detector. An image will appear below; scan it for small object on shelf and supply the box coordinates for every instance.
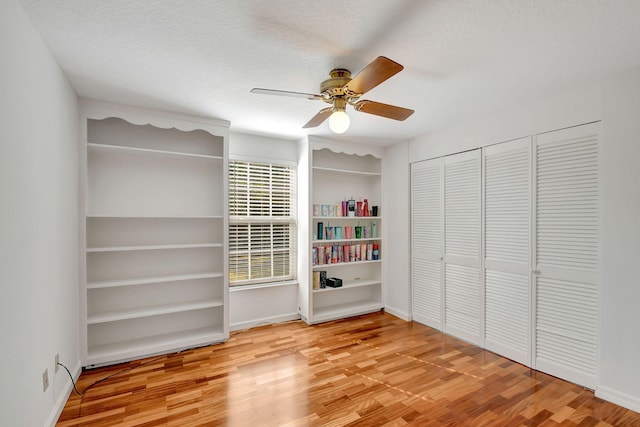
[373,243,379,260]
[320,271,327,288]
[367,244,373,260]
[372,206,379,216]
[335,204,342,217]
[341,200,347,217]
[313,205,320,216]
[317,246,325,265]
[355,225,362,239]
[317,222,323,240]
[325,225,333,240]
[345,226,352,239]
[313,271,320,289]
[357,200,363,216]
[371,222,377,238]
[363,199,369,217]
[335,226,342,239]
[321,205,329,217]
[326,277,343,288]
[348,197,355,217]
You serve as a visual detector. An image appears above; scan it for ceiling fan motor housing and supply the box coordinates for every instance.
[320,68,354,102]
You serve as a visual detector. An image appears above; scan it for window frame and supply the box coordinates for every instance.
[228,157,297,287]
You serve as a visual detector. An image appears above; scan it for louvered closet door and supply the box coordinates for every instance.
[411,158,443,329]
[484,138,531,366]
[443,150,482,345]
[534,123,599,389]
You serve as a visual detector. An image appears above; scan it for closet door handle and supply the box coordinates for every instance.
[531,269,540,275]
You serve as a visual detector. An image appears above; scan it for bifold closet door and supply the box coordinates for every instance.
[484,138,531,366]
[533,123,599,389]
[443,150,482,345]
[411,158,443,329]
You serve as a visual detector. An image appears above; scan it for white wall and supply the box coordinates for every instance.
[228,132,300,329]
[382,141,411,320]
[409,84,601,161]
[597,68,640,412]
[0,1,80,426]
[229,131,298,163]
[397,68,640,411]
[296,138,311,322]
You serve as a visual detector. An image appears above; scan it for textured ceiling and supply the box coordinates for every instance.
[18,0,640,145]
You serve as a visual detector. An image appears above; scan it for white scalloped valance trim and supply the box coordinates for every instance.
[307,136,383,159]
[80,98,230,136]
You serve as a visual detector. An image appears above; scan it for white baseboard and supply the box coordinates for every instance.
[45,360,81,427]
[230,313,301,332]
[596,385,640,413]
[383,306,411,321]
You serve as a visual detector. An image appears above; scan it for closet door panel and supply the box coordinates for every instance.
[443,150,481,345]
[445,263,481,342]
[534,123,599,388]
[412,260,442,327]
[444,154,480,260]
[484,138,531,366]
[411,158,443,329]
[485,269,529,362]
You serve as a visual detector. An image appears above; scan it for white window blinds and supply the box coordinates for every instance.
[229,161,297,286]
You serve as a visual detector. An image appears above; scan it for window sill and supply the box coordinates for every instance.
[229,280,299,292]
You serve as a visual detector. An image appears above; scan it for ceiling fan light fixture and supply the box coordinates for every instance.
[329,110,350,134]
[251,57,412,131]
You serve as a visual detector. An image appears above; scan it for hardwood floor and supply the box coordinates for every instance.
[57,312,640,426]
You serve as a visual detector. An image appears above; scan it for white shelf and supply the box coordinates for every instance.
[313,216,381,220]
[87,215,224,219]
[87,272,224,289]
[313,238,381,244]
[87,243,223,253]
[313,260,381,269]
[313,279,381,293]
[82,108,229,368]
[304,146,383,325]
[312,301,383,324]
[88,142,224,160]
[87,326,226,366]
[88,299,224,324]
[313,166,381,176]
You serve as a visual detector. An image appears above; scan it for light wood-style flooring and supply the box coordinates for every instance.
[57,312,640,426]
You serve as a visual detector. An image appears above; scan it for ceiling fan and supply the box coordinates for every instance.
[250,56,414,134]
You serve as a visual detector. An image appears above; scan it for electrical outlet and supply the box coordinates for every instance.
[42,369,49,392]
[55,354,60,372]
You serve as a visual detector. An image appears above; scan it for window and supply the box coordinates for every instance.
[229,160,297,286]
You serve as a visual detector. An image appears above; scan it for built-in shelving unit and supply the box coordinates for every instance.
[299,139,384,324]
[80,100,230,367]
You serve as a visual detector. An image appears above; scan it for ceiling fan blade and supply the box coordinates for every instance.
[354,100,414,121]
[250,88,322,100]
[303,107,333,128]
[343,56,404,96]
